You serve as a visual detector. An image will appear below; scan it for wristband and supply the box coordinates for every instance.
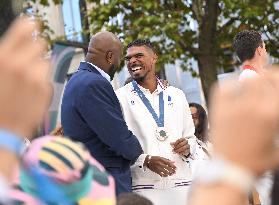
[0,129,24,157]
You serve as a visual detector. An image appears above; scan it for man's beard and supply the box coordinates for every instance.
[108,64,117,80]
[132,70,148,83]
[133,75,145,83]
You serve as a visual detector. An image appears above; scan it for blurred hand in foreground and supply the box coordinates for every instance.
[210,67,279,176]
[0,17,52,139]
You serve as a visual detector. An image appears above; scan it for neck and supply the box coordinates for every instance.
[85,56,108,74]
[136,75,157,93]
[242,59,263,72]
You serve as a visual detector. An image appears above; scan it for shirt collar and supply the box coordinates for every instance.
[243,65,257,73]
[82,61,111,82]
[132,80,164,94]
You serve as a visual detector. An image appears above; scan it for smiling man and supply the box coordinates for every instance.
[116,39,197,205]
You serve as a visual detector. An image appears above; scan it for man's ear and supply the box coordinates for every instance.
[153,53,158,63]
[106,51,113,64]
[256,46,263,57]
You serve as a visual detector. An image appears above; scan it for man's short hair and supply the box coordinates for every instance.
[117,193,153,205]
[233,30,263,63]
[127,39,156,53]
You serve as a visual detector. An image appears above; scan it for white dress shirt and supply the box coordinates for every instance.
[239,69,258,82]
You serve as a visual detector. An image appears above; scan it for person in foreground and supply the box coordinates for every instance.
[10,136,116,205]
[0,17,52,202]
[61,31,143,195]
[234,30,272,205]
[188,67,279,205]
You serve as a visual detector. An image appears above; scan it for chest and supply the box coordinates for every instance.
[123,90,182,124]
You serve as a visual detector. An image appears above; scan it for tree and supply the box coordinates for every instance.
[34,0,279,103]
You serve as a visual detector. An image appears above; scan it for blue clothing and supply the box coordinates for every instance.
[61,62,143,195]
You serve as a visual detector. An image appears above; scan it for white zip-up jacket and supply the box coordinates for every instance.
[116,82,197,190]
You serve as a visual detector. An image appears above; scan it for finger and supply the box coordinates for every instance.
[153,164,169,177]
[161,158,176,170]
[0,17,39,53]
[159,171,168,177]
[159,165,175,176]
[30,58,51,82]
[170,138,184,148]
[164,167,176,175]
[174,145,190,155]
[13,38,48,72]
[173,140,187,150]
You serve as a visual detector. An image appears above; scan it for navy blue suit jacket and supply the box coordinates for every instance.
[61,62,143,195]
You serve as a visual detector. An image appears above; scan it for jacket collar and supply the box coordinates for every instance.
[78,61,111,82]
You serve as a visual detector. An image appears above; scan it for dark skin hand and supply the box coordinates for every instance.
[170,138,190,156]
[144,156,176,177]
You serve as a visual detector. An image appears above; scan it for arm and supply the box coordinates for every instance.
[78,80,143,162]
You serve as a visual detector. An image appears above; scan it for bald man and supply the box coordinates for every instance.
[61,31,143,195]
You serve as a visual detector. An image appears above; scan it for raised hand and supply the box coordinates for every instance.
[0,17,52,139]
[210,70,279,176]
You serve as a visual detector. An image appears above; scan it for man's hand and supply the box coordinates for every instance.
[170,138,190,156]
[210,69,279,176]
[0,17,52,139]
[145,156,176,177]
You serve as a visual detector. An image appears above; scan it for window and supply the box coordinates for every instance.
[62,0,82,42]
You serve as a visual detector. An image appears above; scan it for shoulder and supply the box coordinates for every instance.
[165,86,186,98]
[238,69,258,81]
[70,72,114,101]
[79,70,111,89]
[69,69,107,86]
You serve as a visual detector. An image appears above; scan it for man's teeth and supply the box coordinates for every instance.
[132,66,142,72]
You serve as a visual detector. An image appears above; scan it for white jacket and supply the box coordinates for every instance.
[116,82,197,189]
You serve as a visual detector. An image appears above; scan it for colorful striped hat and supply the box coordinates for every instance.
[10,136,116,205]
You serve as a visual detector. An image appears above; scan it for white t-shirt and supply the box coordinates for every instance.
[238,69,258,81]
[116,83,197,189]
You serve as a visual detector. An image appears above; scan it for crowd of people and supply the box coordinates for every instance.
[0,16,278,205]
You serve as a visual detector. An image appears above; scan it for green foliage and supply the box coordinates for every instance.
[33,0,278,70]
[32,0,279,100]
[27,0,62,6]
[85,0,278,72]
[218,0,279,68]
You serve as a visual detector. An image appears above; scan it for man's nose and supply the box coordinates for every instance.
[128,57,137,66]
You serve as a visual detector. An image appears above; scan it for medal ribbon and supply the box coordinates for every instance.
[132,80,164,127]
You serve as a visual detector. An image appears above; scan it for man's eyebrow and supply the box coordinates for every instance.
[125,52,144,59]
